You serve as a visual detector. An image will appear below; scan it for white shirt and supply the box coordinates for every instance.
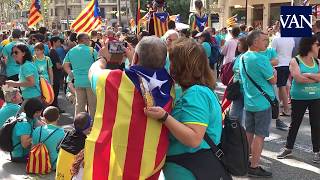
[271,35,295,67]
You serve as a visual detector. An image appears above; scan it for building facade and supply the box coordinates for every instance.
[215,0,319,30]
[48,0,131,30]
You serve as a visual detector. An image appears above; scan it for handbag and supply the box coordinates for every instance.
[220,62,234,86]
[226,77,241,101]
[241,57,279,119]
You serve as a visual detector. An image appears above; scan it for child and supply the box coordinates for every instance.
[32,106,65,169]
[33,42,54,84]
[55,112,92,180]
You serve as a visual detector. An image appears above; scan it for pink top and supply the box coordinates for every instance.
[221,38,238,65]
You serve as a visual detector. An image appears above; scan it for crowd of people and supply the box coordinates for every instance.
[0,18,319,180]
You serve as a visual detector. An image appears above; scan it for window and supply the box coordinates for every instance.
[100,7,105,18]
[112,7,117,19]
[67,8,71,16]
[51,9,54,16]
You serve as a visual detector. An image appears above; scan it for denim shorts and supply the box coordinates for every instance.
[245,107,272,137]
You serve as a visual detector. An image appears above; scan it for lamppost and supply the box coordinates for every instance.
[117,0,122,25]
[245,0,248,25]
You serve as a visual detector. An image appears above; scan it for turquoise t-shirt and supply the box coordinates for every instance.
[291,56,320,100]
[0,103,20,127]
[19,61,41,99]
[259,47,278,62]
[202,42,211,59]
[11,117,37,158]
[63,44,98,88]
[164,53,170,72]
[2,41,20,77]
[32,124,65,170]
[33,56,53,82]
[239,51,275,112]
[232,53,244,92]
[164,85,222,180]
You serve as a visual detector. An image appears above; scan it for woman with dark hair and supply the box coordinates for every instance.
[197,31,212,58]
[5,43,41,101]
[229,37,249,123]
[277,35,320,163]
[144,38,231,179]
[11,98,44,162]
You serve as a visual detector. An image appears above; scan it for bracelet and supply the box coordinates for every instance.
[158,112,169,123]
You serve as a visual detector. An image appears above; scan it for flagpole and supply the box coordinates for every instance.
[65,0,69,29]
[117,0,121,26]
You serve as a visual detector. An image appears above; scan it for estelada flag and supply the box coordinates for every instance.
[153,12,169,37]
[28,0,43,28]
[191,14,210,32]
[84,65,174,180]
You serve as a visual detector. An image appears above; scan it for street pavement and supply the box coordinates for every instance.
[0,83,320,180]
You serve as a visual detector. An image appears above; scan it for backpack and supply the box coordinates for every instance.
[208,43,221,66]
[39,76,54,106]
[220,61,234,86]
[0,116,23,152]
[26,126,59,174]
[204,115,249,176]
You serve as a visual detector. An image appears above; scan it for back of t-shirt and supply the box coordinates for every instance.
[32,125,65,169]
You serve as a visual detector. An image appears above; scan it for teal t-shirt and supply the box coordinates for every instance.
[33,56,53,82]
[164,85,222,179]
[232,53,244,92]
[32,124,65,170]
[164,53,170,72]
[2,41,20,77]
[63,44,98,88]
[202,42,211,59]
[259,47,278,61]
[19,61,41,99]
[11,117,37,158]
[0,103,20,127]
[239,51,275,112]
[291,56,320,100]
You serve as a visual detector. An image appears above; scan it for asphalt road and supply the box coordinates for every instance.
[0,83,319,180]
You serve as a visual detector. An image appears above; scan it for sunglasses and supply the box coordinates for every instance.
[11,51,20,55]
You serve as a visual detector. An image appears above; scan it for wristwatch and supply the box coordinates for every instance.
[158,112,169,123]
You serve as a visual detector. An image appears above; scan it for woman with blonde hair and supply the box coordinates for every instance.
[144,38,231,179]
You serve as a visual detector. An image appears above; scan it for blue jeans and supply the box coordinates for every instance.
[229,94,244,125]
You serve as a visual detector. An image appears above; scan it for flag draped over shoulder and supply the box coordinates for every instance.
[84,66,174,180]
[153,12,169,37]
[190,14,210,32]
[28,0,43,28]
[71,0,102,33]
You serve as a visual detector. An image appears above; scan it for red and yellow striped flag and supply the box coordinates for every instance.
[84,68,173,180]
[71,0,102,33]
[136,0,141,34]
[28,0,43,28]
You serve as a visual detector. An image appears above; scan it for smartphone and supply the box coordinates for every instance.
[108,41,128,54]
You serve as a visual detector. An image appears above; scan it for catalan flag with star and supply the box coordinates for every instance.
[153,12,170,37]
[71,0,102,33]
[84,65,174,180]
[28,0,43,28]
[190,14,210,32]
